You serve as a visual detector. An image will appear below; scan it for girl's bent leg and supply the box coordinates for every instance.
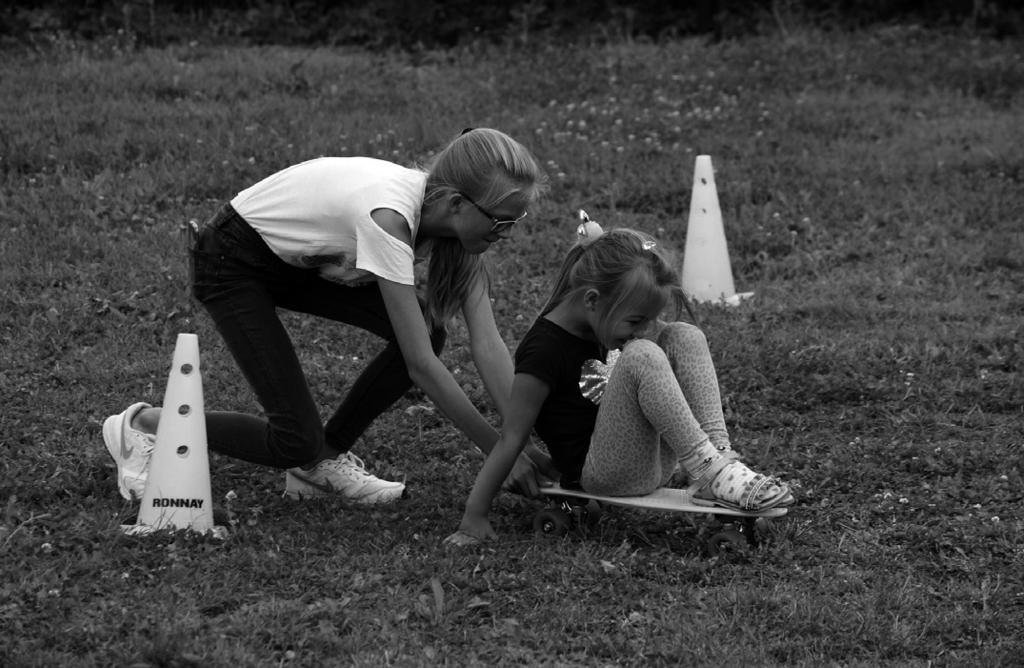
[272,279,446,455]
[580,330,791,510]
[655,323,793,509]
[582,339,710,496]
[199,282,325,468]
[324,321,446,453]
[656,322,733,454]
[192,214,325,468]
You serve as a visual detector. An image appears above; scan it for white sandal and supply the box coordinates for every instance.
[694,460,793,511]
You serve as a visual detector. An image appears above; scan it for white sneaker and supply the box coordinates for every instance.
[283,453,406,504]
[102,402,156,501]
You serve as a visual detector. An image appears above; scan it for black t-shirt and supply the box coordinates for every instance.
[515,317,607,487]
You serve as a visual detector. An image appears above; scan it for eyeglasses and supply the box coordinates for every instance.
[461,193,528,235]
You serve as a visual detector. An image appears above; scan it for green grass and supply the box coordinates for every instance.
[2,26,1022,666]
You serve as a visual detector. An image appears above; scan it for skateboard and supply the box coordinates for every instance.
[534,483,788,555]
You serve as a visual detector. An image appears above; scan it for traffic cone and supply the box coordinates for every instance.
[681,155,753,305]
[121,333,226,538]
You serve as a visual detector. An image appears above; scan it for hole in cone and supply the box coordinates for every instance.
[176,445,189,457]
[181,363,193,374]
[178,404,190,415]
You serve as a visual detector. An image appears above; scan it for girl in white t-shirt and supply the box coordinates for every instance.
[102,128,554,505]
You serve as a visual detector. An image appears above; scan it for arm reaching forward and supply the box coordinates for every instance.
[446,373,550,545]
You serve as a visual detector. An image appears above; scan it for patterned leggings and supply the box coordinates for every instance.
[581,322,732,496]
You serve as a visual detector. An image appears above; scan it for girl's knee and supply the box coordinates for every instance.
[618,338,671,372]
[621,337,664,361]
[657,321,708,352]
[269,425,324,468]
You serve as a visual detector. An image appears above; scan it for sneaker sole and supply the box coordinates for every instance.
[282,472,407,504]
[102,413,135,501]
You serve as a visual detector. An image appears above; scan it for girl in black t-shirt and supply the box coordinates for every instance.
[448,218,792,545]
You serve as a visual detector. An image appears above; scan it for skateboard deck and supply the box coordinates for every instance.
[539,483,788,519]
[534,484,789,553]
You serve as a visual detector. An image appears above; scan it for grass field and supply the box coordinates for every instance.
[1,25,1022,667]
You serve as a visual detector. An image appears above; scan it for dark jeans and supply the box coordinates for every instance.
[190,203,445,469]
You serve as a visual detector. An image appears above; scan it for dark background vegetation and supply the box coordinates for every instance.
[2,0,1023,50]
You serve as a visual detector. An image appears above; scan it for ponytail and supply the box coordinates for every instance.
[540,244,586,317]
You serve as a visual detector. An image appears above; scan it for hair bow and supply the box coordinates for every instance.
[576,209,604,246]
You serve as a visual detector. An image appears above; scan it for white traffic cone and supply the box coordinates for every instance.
[122,333,226,538]
[681,155,753,305]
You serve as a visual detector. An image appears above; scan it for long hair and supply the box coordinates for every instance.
[542,228,690,341]
[421,128,547,327]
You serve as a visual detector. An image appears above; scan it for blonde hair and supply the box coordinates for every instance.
[422,128,546,326]
[542,228,691,342]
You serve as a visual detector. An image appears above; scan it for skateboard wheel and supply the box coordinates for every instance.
[213,507,232,527]
[568,500,602,526]
[707,529,748,557]
[583,500,602,526]
[533,508,570,537]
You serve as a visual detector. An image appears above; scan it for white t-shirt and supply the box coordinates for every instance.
[230,157,428,286]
